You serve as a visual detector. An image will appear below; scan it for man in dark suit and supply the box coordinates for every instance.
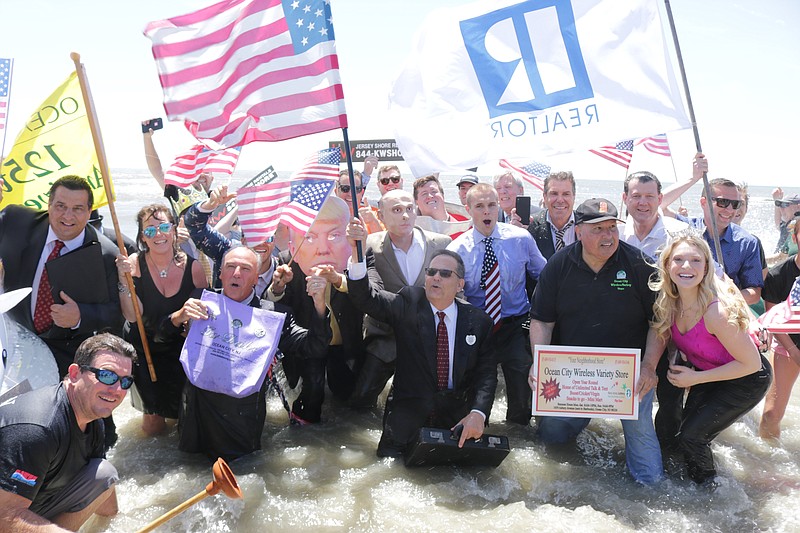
[0,176,121,377]
[347,219,497,457]
[350,190,452,408]
[527,171,577,260]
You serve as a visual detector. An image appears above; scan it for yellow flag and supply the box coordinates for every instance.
[0,72,112,210]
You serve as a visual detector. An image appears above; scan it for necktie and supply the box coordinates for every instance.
[555,221,573,251]
[436,311,449,390]
[480,237,501,325]
[33,240,65,334]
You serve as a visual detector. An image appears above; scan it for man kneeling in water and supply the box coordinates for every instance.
[0,333,136,531]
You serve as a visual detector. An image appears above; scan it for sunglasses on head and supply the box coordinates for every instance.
[379,176,401,186]
[711,197,742,210]
[142,222,174,239]
[81,366,134,390]
[425,267,461,279]
[338,185,366,194]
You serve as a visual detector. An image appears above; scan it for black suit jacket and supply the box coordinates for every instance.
[527,211,557,260]
[0,205,121,343]
[347,275,496,417]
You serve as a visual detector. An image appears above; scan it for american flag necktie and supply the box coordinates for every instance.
[33,240,65,334]
[436,311,449,390]
[480,237,501,325]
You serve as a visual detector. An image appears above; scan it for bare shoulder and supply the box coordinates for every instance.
[703,300,732,335]
[190,258,209,288]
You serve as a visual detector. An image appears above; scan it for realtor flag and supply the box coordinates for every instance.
[144,0,348,148]
[499,158,550,191]
[0,72,112,210]
[164,144,241,188]
[389,0,690,176]
[237,148,338,245]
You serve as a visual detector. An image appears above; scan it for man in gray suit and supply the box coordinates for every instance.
[349,190,451,408]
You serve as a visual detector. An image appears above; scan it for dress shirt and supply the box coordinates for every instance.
[430,301,457,390]
[448,223,546,317]
[547,212,576,248]
[621,214,687,258]
[390,228,425,285]
[31,227,85,314]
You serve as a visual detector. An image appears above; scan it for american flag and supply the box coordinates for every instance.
[636,134,671,156]
[164,144,241,187]
[144,0,348,149]
[759,276,800,334]
[589,139,634,169]
[0,58,12,144]
[237,148,338,244]
[498,159,550,191]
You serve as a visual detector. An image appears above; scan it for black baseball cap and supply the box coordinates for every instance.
[575,198,625,224]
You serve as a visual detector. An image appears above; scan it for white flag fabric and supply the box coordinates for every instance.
[389,0,690,176]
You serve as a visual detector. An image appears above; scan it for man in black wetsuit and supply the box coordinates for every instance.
[0,333,136,531]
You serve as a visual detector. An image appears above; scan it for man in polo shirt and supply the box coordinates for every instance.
[528,198,663,484]
[620,171,687,258]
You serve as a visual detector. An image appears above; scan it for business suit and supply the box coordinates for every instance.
[527,211,557,260]
[275,249,381,423]
[348,274,497,456]
[0,205,121,375]
[350,227,451,407]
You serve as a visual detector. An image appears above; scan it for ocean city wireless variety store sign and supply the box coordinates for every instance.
[389,0,690,176]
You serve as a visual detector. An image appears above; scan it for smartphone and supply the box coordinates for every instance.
[515,196,531,225]
[141,118,163,133]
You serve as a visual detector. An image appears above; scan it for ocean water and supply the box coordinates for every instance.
[83,170,799,533]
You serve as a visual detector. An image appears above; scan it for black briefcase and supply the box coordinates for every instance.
[404,426,510,467]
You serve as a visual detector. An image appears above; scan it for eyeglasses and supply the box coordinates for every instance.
[425,267,461,279]
[80,366,134,390]
[711,197,742,210]
[143,222,174,238]
[338,185,366,194]
[379,176,401,186]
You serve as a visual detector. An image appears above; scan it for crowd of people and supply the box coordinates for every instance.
[0,144,796,530]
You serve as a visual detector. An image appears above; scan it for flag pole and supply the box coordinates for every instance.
[70,52,158,382]
[663,0,724,269]
[341,127,363,263]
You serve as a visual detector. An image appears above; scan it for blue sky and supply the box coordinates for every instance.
[1,0,798,186]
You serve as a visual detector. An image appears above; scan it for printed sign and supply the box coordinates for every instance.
[329,138,404,162]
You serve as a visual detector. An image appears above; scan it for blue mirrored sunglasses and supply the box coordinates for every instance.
[81,366,134,390]
[143,222,174,239]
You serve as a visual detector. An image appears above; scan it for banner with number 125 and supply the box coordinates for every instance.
[0,71,111,211]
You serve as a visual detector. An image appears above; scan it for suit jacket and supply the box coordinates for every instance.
[363,227,450,362]
[527,210,557,260]
[348,275,497,417]
[0,206,121,344]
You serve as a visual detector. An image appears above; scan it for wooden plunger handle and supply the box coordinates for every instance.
[135,489,210,533]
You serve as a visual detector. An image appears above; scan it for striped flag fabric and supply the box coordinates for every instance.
[759,276,800,334]
[499,158,550,191]
[144,0,348,149]
[0,58,13,149]
[589,139,634,169]
[164,144,241,187]
[636,134,671,156]
[237,148,338,245]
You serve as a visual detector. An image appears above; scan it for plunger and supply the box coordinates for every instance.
[136,458,243,533]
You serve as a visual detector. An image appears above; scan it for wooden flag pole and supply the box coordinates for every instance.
[662,1,724,270]
[70,52,157,382]
[341,128,363,263]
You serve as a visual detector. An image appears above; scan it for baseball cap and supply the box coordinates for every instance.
[457,175,479,186]
[575,198,625,224]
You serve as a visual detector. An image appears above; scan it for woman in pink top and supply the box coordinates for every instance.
[649,233,771,485]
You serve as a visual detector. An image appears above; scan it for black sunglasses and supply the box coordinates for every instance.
[425,267,461,279]
[339,185,365,194]
[711,197,742,210]
[379,176,401,185]
[81,366,134,390]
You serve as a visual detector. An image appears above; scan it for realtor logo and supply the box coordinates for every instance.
[460,0,593,119]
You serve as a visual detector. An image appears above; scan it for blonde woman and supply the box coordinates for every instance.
[649,232,771,484]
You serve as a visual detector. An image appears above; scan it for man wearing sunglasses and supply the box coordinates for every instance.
[0,333,136,531]
[376,165,404,196]
[345,230,497,457]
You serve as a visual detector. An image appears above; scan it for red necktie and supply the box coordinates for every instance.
[480,237,501,326]
[33,240,65,334]
[436,311,449,391]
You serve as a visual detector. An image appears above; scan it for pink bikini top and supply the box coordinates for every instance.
[671,316,735,371]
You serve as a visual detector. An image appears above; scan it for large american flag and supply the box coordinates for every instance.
[0,58,12,146]
[164,144,241,187]
[589,139,634,169]
[237,148,338,244]
[144,0,348,148]
[636,134,671,156]
[498,158,550,192]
